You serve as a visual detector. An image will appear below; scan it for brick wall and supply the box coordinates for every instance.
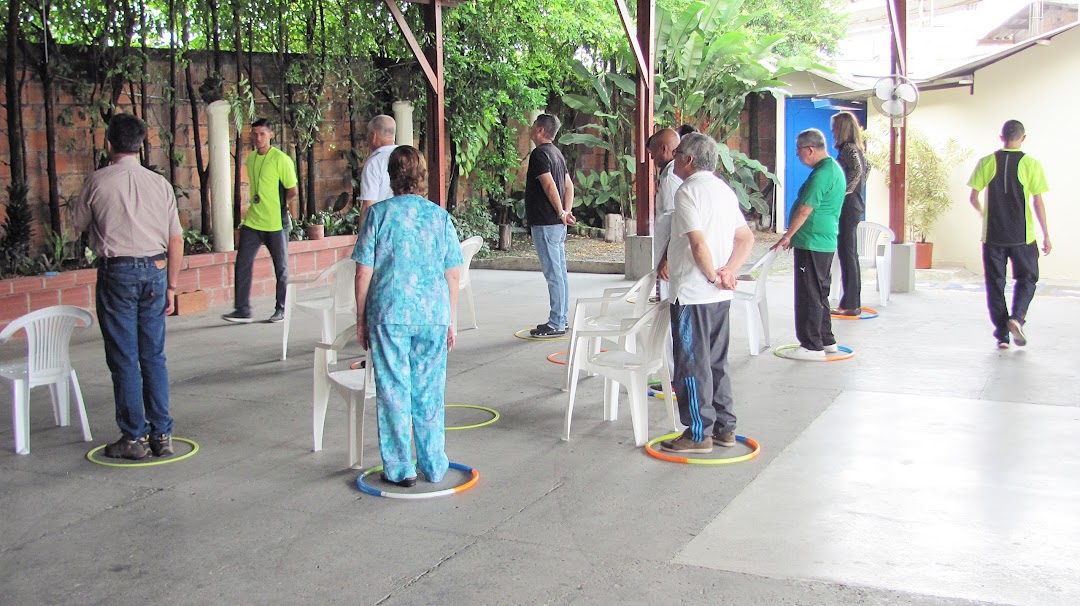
[0,236,357,331]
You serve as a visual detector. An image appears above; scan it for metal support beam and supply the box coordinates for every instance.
[614,0,656,236]
[887,0,908,243]
[384,0,447,207]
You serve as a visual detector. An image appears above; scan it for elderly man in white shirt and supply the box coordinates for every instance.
[648,128,682,300]
[357,114,399,229]
[657,132,755,454]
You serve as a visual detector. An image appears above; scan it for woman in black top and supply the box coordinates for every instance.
[830,111,868,316]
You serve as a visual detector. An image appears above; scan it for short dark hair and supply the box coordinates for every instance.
[534,114,561,139]
[107,113,147,154]
[677,124,697,137]
[251,118,272,130]
[1001,120,1025,142]
[388,146,428,196]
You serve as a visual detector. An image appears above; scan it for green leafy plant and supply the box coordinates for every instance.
[451,198,499,259]
[182,227,212,255]
[37,228,75,272]
[717,144,780,217]
[0,183,34,277]
[866,125,971,242]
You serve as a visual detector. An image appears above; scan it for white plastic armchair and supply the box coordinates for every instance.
[732,249,778,355]
[457,236,483,331]
[829,221,895,307]
[0,305,94,454]
[564,270,656,390]
[564,301,677,447]
[312,323,375,469]
[282,257,356,361]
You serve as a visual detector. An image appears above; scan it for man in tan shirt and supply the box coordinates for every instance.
[70,113,184,460]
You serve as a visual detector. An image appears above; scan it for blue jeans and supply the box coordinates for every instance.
[531,224,569,329]
[96,258,173,440]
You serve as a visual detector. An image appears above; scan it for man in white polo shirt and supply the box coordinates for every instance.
[357,114,399,232]
[658,132,754,454]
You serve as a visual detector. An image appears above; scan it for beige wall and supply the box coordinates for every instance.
[866,26,1080,280]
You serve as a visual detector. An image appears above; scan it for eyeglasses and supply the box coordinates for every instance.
[797,146,813,154]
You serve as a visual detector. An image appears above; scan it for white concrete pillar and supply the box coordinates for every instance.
[207,100,234,252]
[529,109,544,150]
[392,101,414,146]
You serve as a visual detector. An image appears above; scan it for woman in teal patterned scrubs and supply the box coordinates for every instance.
[352,146,463,487]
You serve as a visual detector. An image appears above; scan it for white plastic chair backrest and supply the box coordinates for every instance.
[459,236,482,290]
[640,302,671,364]
[600,270,656,318]
[331,259,357,313]
[317,322,375,392]
[744,249,778,300]
[857,222,894,260]
[0,305,92,385]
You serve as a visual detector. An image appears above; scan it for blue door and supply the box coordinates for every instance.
[784,98,867,224]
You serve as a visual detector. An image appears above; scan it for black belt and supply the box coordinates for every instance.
[96,253,166,268]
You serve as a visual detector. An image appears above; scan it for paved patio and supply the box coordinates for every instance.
[1,262,1078,605]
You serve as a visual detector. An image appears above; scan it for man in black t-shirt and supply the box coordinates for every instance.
[524,114,576,338]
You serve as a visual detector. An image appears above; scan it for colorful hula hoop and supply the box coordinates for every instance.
[644,432,761,465]
[445,404,500,430]
[773,344,855,361]
[830,307,879,320]
[86,437,199,468]
[357,461,479,499]
[647,384,677,400]
[513,328,569,341]
[547,351,568,365]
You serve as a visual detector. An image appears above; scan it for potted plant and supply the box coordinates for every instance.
[305,211,331,240]
[867,126,970,268]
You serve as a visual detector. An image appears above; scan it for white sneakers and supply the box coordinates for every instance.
[785,346,827,361]
[823,343,839,354]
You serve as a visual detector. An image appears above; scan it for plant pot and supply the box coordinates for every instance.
[306,224,325,240]
[915,241,933,269]
[498,224,513,251]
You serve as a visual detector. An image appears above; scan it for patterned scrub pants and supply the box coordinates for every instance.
[370,324,450,483]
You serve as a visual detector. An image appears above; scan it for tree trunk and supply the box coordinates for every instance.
[232,0,244,221]
[183,15,211,234]
[167,0,177,186]
[5,0,27,184]
[43,66,61,233]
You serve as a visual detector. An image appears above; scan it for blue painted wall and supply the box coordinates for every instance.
[783,99,867,223]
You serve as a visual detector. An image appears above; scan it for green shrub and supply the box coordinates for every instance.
[0,183,33,277]
[451,198,498,259]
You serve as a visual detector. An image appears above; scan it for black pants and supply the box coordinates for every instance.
[233,225,289,316]
[794,248,836,351]
[671,300,734,442]
[836,195,864,310]
[982,242,1039,343]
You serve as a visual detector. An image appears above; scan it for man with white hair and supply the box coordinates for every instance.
[658,132,754,454]
[357,114,399,230]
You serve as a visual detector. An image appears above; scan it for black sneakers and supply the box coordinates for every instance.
[222,311,254,324]
[268,310,285,323]
[381,472,417,488]
[149,434,174,457]
[529,324,566,338]
[103,436,151,460]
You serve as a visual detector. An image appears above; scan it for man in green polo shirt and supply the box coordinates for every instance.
[223,118,298,324]
[772,128,846,361]
[967,119,1051,349]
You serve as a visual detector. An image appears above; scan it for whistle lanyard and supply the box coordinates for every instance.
[252,152,269,203]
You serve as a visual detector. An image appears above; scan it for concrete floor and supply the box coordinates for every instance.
[1,262,1078,605]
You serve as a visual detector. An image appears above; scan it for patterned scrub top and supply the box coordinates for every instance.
[352,194,464,327]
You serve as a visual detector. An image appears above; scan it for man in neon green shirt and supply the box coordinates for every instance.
[223,118,298,324]
[967,119,1051,349]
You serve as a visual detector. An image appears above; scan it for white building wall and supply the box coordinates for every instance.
[865,25,1080,280]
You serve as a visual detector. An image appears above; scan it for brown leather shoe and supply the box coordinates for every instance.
[149,434,174,457]
[660,434,713,454]
[712,430,737,447]
[103,436,150,460]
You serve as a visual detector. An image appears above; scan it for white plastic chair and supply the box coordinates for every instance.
[564,270,656,390]
[0,305,94,454]
[312,323,375,469]
[830,221,895,308]
[565,301,677,447]
[282,257,356,361]
[457,236,483,331]
[733,249,778,356]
